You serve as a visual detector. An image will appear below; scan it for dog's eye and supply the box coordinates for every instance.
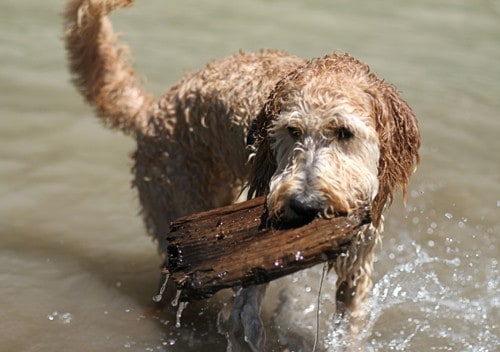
[287,126,302,139]
[336,127,354,140]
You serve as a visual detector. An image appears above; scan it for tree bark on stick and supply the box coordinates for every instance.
[164,196,370,301]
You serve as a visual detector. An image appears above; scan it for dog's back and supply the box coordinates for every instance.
[132,50,304,247]
[64,0,304,246]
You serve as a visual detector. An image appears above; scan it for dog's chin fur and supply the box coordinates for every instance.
[64,1,420,350]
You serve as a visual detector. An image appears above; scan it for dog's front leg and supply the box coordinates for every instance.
[222,284,267,352]
[334,267,373,351]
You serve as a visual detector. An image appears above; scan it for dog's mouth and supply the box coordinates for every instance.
[265,208,349,230]
[272,213,317,229]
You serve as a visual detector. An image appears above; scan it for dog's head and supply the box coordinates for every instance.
[247,53,420,227]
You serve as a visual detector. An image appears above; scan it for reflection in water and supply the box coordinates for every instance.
[0,0,498,351]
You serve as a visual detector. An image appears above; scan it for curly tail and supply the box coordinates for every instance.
[64,0,153,135]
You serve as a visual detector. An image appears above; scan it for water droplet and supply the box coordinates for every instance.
[217,271,228,278]
[215,233,225,240]
[295,251,304,261]
[164,339,176,346]
[303,303,315,314]
[175,302,188,328]
[152,272,170,302]
[448,257,461,266]
[47,311,72,324]
[274,259,280,267]
[60,312,73,324]
[444,212,453,220]
[171,290,182,307]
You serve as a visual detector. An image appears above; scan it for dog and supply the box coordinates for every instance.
[64,0,420,350]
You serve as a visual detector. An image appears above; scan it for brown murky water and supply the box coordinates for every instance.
[1,0,498,351]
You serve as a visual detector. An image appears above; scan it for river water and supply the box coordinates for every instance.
[1,0,498,351]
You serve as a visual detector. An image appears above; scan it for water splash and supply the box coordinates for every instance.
[152,271,170,303]
[162,339,176,347]
[175,301,188,328]
[322,239,500,351]
[312,263,328,352]
[47,311,73,324]
[171,289,182,307]
[243,335,261,352]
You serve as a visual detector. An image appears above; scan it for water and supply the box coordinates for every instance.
[152,271,170,303]
[1,0,498,351]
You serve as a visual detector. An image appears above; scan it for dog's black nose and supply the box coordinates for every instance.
[289,197,322,220]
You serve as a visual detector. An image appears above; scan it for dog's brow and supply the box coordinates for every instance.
[323,111,373,133]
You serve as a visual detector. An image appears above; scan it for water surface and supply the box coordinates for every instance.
[1,0,498,351]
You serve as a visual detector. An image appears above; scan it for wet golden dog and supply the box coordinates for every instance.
[64,0,420,350]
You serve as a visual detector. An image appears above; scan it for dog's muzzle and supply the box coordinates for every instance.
[288,196,323,222]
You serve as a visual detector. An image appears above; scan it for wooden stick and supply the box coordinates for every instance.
[164,196,370,301]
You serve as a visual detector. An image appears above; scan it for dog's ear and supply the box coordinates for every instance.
[247,99,280,199]
[370,84,421,225]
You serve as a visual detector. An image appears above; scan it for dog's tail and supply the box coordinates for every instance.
[64,0,153,135]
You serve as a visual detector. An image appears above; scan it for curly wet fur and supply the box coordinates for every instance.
[64,1,420,350]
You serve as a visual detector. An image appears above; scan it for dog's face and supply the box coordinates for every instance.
[248,53,420,227]
[266,87,380,224]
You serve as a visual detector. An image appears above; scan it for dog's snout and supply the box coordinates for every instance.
[289,197,322,219]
